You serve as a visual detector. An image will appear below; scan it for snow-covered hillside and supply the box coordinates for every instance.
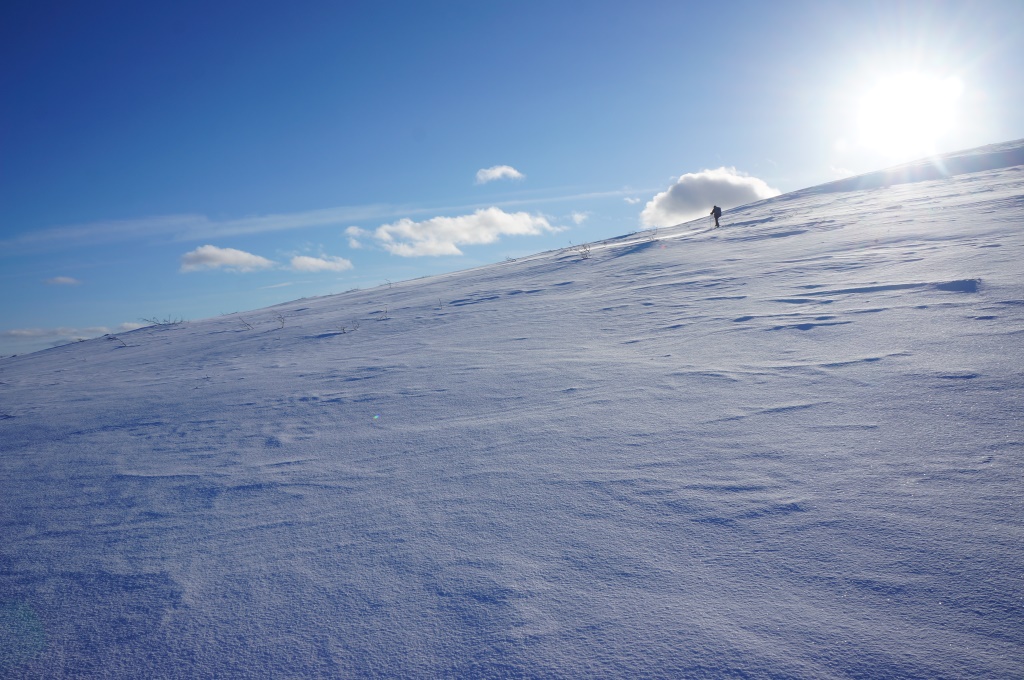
[2,141,1022,678]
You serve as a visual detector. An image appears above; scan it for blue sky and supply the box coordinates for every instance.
[2,0,1022,356]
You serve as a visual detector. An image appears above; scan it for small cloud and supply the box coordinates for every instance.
[570,211,589,225]
[180,245,276,273]
[290,254,353,272]
[346,226,368,249]
[45,276,82,285]
[261,282,295,289]
[475,165,525,184]
[374,207,559,257]
[640,167,780,227]
[624,197,642,205]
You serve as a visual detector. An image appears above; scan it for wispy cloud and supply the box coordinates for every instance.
[3,188,650,257]
[1,206,395,256]
[829,165,856,178]
[2,322,143,346]
[3,327,92,337]
[346,226,368,249]
[373,207,560,257]
[624,197,642,205]
[641,167,780,227]
[45,276,82,285]
[570,211,589,225]
[290,255,353,272]
[180,245,276,273]
[2,215,203,254]
[174,205,396,242]
[475,165,525,184]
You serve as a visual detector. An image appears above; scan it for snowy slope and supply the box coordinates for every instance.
[2,142,1023,678]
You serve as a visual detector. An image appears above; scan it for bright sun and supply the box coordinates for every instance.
[858,72,964,159]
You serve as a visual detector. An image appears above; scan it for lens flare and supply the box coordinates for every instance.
[858,73,963,159]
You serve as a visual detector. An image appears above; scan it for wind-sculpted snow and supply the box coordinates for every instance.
[2,142,1023,677]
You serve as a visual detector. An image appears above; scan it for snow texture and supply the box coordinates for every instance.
[2,140,1023,678]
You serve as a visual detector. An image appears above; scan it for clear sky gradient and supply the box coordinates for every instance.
[2,0,1022,355]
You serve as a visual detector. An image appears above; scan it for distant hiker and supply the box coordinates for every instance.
[710,205,722,228]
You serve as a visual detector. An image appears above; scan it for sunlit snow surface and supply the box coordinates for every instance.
[2,143,1023,678]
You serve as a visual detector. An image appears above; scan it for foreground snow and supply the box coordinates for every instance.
[2,142,1023,677]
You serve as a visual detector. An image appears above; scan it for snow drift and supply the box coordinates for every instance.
[2,140,1023,678]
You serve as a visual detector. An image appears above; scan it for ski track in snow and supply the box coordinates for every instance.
[2,144,1024,678]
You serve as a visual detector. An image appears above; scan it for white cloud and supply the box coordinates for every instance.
[290,255,353,272]
[624,197,642,205]
[640,167,780,227]
[346,226,368,249]
[475,165,525,184]
[570,211,589,225]
[374,207,559,257]
[180,245,276,273]
[45,276,81,285]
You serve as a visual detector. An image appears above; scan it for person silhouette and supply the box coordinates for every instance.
[710,205,722,228]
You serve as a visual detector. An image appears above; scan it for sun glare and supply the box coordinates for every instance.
[858,73,963,159]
